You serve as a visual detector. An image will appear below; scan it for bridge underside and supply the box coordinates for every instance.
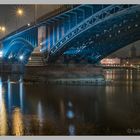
[47,5,140,64]
[1,5,140,65]
[3,39,34,64]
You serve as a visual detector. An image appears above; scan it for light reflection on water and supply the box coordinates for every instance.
[12,108,23,136]
[0,69,140,135]
[0,78,7,135]
[0,76,24,136]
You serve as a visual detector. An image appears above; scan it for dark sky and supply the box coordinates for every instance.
[0,5,139,57]
[110,40,140,57]
[0,5,61,36]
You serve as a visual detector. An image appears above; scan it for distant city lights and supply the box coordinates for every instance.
[100,58,121,65]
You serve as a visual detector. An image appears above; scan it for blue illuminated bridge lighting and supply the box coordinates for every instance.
[0,4,140,64]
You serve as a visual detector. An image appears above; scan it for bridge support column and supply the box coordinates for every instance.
[57,24,59,41]
[47,26,51,53]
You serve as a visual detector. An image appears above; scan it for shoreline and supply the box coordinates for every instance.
[23,65,109,86]
[23,76,111,86]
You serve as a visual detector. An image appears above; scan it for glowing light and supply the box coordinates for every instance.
[19,78,23,111]
[0,26,6,32]
[68,101,73,107]
[8,56,12,59]
[17,8,24,16]
[100,58,120,65]
[68,124,75,135]
[8,78,11,113]
[1,26,6,32]
[66,110,74,119]
[135,24,138,27]
[0,51,3,58]
[12,108,23,136]
[0,78,8,135]
[27,23,30,26]
[19,55,23,61]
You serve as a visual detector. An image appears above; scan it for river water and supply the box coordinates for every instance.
[0,69,140,135]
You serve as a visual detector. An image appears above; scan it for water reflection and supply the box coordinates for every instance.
[68,124,75,135]
[0,76,24,135]
[37,101,43,124]
[12,108,23,136]
[19,77,23,112]
[66,101,75,135]
[8,78,11,113]
[105,69,138,81]
[0,78,7,135]
[0,69,139,135]
[126,69,129,80]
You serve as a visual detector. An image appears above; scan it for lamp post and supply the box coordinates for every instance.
[17,8,24,16]
[34,5,37,25]
[0,25,6,37]
[16,8,24,30]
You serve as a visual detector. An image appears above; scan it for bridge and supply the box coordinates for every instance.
[0,4,140,65]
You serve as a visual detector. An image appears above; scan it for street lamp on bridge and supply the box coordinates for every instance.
[0,26,6,33]
[16,8,24,30]
[0,26,6,38]
[0,26,6,32]
[16,8,24,16]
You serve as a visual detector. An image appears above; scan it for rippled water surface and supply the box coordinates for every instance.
[0,69,140,135]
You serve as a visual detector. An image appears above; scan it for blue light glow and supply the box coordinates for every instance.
[66,110,74,119]
[19,55,24,61]
[68,124,75,135]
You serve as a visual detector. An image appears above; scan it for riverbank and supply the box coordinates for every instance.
[23,65,108,85]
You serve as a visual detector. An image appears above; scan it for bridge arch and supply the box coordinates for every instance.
[46,5,140,63]
[3,38,34,64]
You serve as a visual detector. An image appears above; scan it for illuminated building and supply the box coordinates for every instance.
[100,58,121,65]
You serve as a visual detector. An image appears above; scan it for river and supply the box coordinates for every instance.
[0,68,140,135]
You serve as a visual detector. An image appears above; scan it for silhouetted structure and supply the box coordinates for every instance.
[130,45,137,58]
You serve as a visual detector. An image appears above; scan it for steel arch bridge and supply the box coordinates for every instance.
[0,4,140,64]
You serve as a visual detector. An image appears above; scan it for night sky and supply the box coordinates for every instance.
[0,5,139,57]
[0,5,61,36]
